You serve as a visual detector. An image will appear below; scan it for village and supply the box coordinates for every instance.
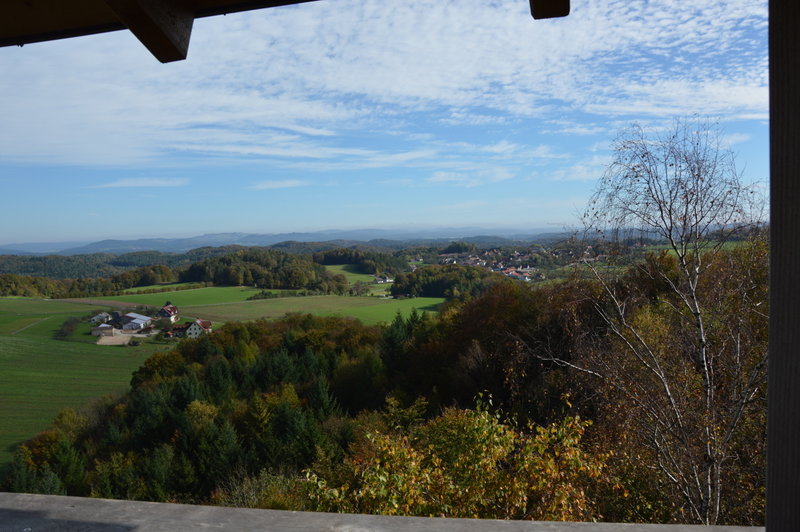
[88,303,212,345]
[430,243,606,282]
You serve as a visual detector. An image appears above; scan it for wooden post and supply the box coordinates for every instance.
[529,0,570,20]
[767,1,800,530]
[105,0,194,62]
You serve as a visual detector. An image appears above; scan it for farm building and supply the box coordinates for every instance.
[91,324,117,337]
[169,324,189,338]
[170,319,212,339]
[89,312,111,324]
[157,304,179,323]
[122,312,152,330]
[186,319,212,338]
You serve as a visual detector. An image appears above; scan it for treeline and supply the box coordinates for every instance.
[0,264,181,298]
[179,249,347,294]
[0,250,347,298]
[391,264,498,299]
[0,247,247,280]
[0,253,123,279]
[312,248,408,276]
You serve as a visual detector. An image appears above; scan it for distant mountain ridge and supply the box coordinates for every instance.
[2,228,570,256]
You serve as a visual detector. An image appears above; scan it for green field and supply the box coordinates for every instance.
[122,282,200,294]
[94,283,440,326]
[0,286,443,468]
[93,285,267,307]
[182,295,444,325]
[0,298,164,467]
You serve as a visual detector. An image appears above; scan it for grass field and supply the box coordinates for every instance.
[122,282,200,294]
[94,283,441,326]
[0,287,443,468]
[0,272,444,470]
[182,295,444,325]
[0,298,164,468]
[93,285,267,307]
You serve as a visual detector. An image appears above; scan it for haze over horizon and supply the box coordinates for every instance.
[0,0,768,243]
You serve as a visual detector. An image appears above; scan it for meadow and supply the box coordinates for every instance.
[91,286,442,326]
[182,295,444,325]
[90,265,435,326]
[0,298,163,467]
[0,272,444,468]
[92,285,267,307]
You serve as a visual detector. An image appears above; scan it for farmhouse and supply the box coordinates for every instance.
[157,304,179,323]
[170,319,213,339]
[186,319,212,338]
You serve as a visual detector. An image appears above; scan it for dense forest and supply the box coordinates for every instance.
[311,248,408,276]
[3,234,767,525]
[0,246,248,279]
[177,249,346,293]
[390,264,498,299]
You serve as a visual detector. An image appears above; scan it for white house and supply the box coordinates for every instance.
[157,304,179,323]
[186,319,212,338]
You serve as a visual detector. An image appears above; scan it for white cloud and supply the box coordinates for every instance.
[550,155,613,182]
[428,168,514,188]
[0,0,767,172]
[250,180,308,190]
[92,178,189,188]
[724,133,752,146]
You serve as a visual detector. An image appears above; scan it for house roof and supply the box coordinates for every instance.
[125,312,151,321]
[160,305,178,316]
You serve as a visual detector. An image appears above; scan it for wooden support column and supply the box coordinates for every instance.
[767,1,800,530]
[529,0,570,20]
[104,0,194,62]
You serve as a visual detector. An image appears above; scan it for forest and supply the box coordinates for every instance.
[3,233,767,525]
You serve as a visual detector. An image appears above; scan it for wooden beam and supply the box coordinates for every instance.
[104,0,194,62]
[767,0,800,530]
[529,0,570,20]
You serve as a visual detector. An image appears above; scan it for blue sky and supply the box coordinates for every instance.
[0,0,768,245]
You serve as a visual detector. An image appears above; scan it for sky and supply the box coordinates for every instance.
[0,0,768,245]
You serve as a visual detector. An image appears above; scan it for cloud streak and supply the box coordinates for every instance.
[250,180,308,190]
[92,178,190,188]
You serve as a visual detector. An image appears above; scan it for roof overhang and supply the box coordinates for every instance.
[0,0,320,62]
[0,0,570,63]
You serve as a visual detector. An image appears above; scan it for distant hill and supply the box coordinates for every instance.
[2,228,562,256]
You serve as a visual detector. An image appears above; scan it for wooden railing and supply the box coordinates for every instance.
[0,492,763,531]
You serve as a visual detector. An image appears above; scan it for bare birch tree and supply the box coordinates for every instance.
[552,118,767,524]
